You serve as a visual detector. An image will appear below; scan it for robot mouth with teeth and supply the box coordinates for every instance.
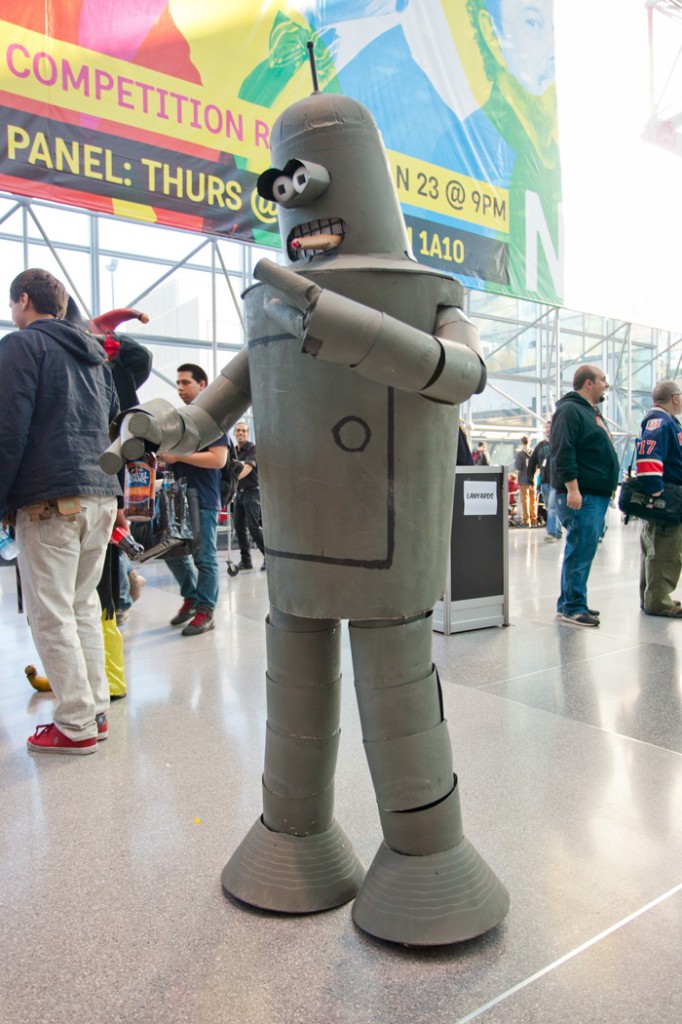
[288,220,346,258]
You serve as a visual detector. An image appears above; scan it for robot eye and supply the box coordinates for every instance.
[257,160,330,206]
[292,166,309,194]
[272,175,296,202]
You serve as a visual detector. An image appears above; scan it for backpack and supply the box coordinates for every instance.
[220,438,240,507]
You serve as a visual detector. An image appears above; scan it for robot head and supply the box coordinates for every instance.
[257,92,411,264]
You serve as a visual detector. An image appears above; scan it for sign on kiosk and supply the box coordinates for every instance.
[464,480,498,517]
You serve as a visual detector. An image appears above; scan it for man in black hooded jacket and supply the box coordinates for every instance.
[0,269,122,754]
[550,364,619,626]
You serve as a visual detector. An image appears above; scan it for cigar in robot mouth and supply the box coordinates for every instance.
[291,234,343,252]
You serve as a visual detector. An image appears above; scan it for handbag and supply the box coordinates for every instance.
[132,477,196,562]
[618,476,682,525]
[619,418,682,526]
[618,435,682,525]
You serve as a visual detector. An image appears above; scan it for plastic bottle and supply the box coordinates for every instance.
[123,452,157,521]
[0,526,19,560]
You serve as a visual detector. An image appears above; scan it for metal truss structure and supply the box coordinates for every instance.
[0,192,679,471]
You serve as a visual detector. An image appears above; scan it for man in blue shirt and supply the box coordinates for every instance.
[161,364,227,636]
[636,379,682,617]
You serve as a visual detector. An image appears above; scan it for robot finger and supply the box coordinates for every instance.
[254,258,321,310]
[99,435,124,475]
[263,293,307,339]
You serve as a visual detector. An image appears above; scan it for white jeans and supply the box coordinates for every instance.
[16,495,117,740]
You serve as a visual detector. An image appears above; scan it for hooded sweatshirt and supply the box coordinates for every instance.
[0,318,120,517]
[550,391,619,497]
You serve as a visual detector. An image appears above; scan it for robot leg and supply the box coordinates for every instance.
[221,605,365,912]
[348,613,509,946]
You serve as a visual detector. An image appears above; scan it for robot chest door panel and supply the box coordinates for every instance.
[249,335,394,567]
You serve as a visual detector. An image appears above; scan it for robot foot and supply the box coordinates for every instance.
[351,838,509,946]
[221,817,365,914]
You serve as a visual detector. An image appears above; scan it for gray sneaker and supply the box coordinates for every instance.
[561,612,600,627]
[181,608,215,636]
[170,600,196,626]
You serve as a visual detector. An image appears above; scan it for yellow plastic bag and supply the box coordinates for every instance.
[102,611,127,699]
[25,613,127,699]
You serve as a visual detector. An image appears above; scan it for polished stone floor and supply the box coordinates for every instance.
[1,508,681,1024]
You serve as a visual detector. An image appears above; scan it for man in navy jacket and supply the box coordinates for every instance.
[0,269,121,754]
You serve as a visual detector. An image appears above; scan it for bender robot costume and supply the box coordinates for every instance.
[102,84,509,946]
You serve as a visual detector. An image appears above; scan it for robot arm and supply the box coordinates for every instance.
[193,346,252,435]
[99,347,251,475]
[256,259,485,405]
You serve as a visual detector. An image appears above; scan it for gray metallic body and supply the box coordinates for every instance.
[247,257,464,619]
[101,89,509,945]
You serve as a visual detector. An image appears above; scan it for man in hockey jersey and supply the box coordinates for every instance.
[636,380,682,617]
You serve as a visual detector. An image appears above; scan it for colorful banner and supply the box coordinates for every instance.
[0,1,562,303]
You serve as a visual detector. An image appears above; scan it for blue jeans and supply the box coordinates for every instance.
[167,507,219,612]
[119,550,132,611]
[540,483,562,539]
[555,493,610,616]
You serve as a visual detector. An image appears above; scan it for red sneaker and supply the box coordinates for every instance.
[27,722,98,755]
[96,713,108,741]
[170,599,196,626]
[181,607,215,636]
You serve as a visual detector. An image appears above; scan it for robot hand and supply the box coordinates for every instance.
[100,398,200,475]
[263,292,310,341]
[254,259,321,311]
[255,258,370,360]
[256,259,322,344]
[254,257,484,403]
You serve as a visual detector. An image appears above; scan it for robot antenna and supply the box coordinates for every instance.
[306,40,320,93]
